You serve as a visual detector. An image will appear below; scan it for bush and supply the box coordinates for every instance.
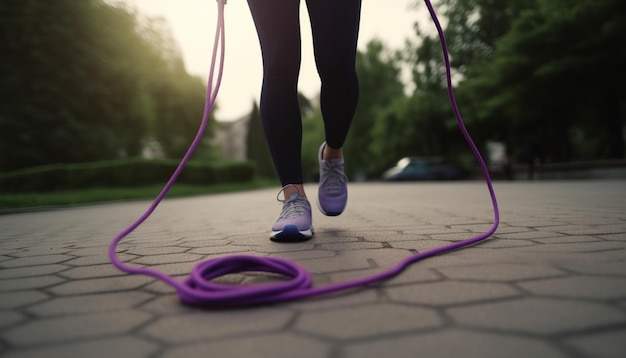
[0,158,256,193]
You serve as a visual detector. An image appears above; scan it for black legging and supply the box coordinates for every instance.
[248,0,361,186]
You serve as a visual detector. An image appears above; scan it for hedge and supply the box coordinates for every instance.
[0,158,256,193]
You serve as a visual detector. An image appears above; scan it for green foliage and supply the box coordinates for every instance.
[459,0,625,161]
[344,39,406,178]
[0,0,215,172]
[0,158,255,193]
[245,101,276,179]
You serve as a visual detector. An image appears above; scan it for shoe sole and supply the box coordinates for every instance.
[270,225,314,242]
[316,200,345,217]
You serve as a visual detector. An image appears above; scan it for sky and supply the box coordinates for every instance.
[121,0,431,121]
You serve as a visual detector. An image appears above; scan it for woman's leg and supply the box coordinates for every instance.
[247,0,304,189]
[248,0,312,241]
[306,0,361,216]
[306,0,361,152]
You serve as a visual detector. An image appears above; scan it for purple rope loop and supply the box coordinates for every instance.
[109,0,500,308]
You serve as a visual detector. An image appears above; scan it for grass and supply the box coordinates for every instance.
[0,179,279,211]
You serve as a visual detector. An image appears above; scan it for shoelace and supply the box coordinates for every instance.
[278,197,309,220]
[276,185,309,220]
[320,160,347,194]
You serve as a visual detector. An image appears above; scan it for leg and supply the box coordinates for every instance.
[247,0,304,189]
[248,1,313,241]
[306,0,361,216]
[306,0,362,153]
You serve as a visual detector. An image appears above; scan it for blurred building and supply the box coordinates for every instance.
[212,114,250,161]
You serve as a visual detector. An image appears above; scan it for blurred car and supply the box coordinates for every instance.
[382,157,465,181]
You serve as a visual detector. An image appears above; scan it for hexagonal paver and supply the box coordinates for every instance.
[26,291,154,316]
[46,275,154,295]
[447,297,626,335]
[563,328,626,358]
[0,265,69,280]
[386,281,520,306]
[0,337,158,358]
[518,276,626,300]
[0,291,49,310]
[436,263,567,282]
[160,333,331,358]
[0,276,66,292]
[0,311,25,330]
[0,255,74,268]
[1,310,153,346]
[142,308,294,343]
[298,248,412,274]
[57,264,126,279]
[342,329,568,358]
[131,253,205,265]
[295,303,443,339]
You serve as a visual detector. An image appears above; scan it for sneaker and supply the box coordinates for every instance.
[317,142,348,216]
[270,185,313,242]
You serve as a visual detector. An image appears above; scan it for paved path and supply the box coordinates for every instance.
[1,180,625,358]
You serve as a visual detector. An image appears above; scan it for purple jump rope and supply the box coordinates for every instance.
[109,0,500,308]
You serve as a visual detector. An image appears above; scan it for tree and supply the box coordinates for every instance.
[245,101,276,179]
[0,0,215,171]
[463,0,625,161]
[344,39,406,178]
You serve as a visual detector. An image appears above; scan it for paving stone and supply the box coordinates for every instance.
[1,310,153,346]
[64,253,136,267]
[597,233,626,241]
[476,239,536,248]
[188,245,251,255]
[518,276,626,300]
[146,262,199,276]
[390,239,454,252]
[0,254,74,268]
[138,294,196,315]
[253,243,316,253]
[10,247,72,258]
[58,264,126,279]
[179,238,231,248]
[563,328,626,358]
[555,261,626,276]
[436,263,567,282]
[159,333,330,358]
[269,249,337,260]
[125,246,189,255]
[288,289,380,312]
[0,275,66,292]
[533,235,603,244]
[1,181,625,358]
[386,280,520,306]
[447,297,626,335]
[521,241,625,253]
[0,264,69,279]
[547,225,626,236]
[295,303,443,339]
[131,253,205,265]
[142,308,294,343]
[46,275,154,295]
[0,337,158,358]
[26,291,154,316]
[330,264,441,287]
[316,241,384,251]
[496,230,566,240]
[0,311,25,330]
[0,291,50,309]
[295,253,373,274]
[341,329,568,358]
